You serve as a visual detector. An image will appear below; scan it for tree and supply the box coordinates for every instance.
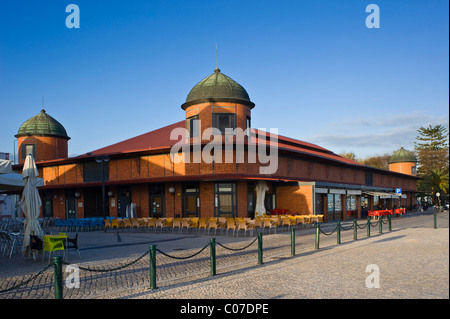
[361,153,391,170]
[414,124,449,175]
[414,124,449,202]
[338,150,360,162]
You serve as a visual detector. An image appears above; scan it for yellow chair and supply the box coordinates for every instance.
[104,219,112,232]
[198,218,208,234]
[208,218,220,235]
[172,218,182,232]
[181,218,193,233]
[42,236,66,262]
[226,218,237,236]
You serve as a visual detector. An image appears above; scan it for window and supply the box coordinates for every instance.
[327,193,343,222]
[21,144,36,161]
[214,182,237,217]
[83,162,109,182]
[365,171,373,186]
[186,115,199,138]
[212,113,235,134]
[411,166,416,175]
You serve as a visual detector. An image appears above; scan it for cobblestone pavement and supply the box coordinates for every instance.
[0,210,448,299]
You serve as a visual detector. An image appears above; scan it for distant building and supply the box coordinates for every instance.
[12,68,419,221]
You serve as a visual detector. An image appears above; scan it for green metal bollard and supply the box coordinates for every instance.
[336,222,341,244]
[53,256,63,299]
[290,227,295,256]
[353,219,358,240]
[315,223,320,250]
[379,217,383,234]
[367,217,371,238]
[433,213,437,229]
[149,244,157,290]
[210,238,216,276]
[388,215,392,232]
[257,232,263,265]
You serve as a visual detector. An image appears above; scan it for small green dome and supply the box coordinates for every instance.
[15,109,70,140]
[388,147,417,164]
[181,68,254,109]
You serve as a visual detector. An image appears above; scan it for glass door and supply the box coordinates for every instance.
[66,192,77,219]
[182,183,199,217]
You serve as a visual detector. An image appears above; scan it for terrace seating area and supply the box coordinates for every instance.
[102,214,324,236]
[368,208,406,219]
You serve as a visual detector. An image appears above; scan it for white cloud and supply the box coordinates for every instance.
[306,111,449,158]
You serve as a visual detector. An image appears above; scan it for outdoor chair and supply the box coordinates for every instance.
[208,218,220,235]
[122,219,132,231]
[42,236,65,262]
[131,218,141,231]
[172,218,182,232]
[280,216,293,231]
[65,233,81,259]
[236,219,251,237]
[263,218,277,234]
[197,218,208,234]
[104,219,112,232]
[226,218,237,236]
[146,218,156,232]
[154,218,164,232]
[181,218,193,233]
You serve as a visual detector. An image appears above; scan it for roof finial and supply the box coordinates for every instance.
[216,43,218,69]
[41,95,46,113]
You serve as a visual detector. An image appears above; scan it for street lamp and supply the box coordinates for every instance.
[95,155,110,218]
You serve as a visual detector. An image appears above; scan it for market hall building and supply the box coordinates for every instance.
[13,68,419,223]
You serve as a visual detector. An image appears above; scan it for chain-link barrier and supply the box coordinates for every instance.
[62,250,150,273]
[2,213,444,298]
[0,263,52,294]
[156,243,209,260]
[216,237,258,251]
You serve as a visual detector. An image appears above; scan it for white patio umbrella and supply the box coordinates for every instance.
[254,181,269,217]
[21,154,44,257]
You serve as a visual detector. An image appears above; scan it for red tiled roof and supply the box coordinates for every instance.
[82,121,360,167]
[81,121,186,157]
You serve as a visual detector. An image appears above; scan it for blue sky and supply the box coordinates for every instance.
[1,0,448,162]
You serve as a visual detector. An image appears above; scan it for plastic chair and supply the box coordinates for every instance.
[42,236,65,262]
[226,219,237,236]
[198,218,208,234]
[172,218,182,232]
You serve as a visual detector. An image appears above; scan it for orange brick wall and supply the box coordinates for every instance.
[18,136,68,164]
[389,162,416,176]
[276,185,313,215]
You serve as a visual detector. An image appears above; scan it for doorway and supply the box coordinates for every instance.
[117,186,131,218]
[182,182,199,217]
[66,192,77,219]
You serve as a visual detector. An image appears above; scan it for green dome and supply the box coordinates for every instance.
[181,68,254,109]
[388,147,417,164]
[15,109,70,140]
